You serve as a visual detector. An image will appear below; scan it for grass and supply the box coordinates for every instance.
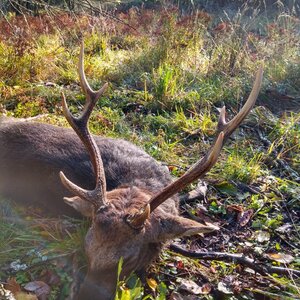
[0,199,89,298]
[0,3,299,299]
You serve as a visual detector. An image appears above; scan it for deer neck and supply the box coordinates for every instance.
[76,271,116,300]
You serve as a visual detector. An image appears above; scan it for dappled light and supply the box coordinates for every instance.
[0,1,299,299]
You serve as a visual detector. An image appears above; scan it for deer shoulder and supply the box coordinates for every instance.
[0,120,176,216]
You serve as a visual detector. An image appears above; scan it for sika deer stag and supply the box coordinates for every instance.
[0,43,263,299]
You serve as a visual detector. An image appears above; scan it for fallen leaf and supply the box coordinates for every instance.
[275,223,292,233]
[179,279,202,295]
[244,267,256,274]
[217,281,232,294]
[192,180,208,198]
[227,204,244,213]
[176,260,185,270]
[168,165,176,172]
[266,253,294,264]
[169,292,183,300]
[200,283,212,295]
[5,278,21,295]
[146,278,157,291]
[0,283,15,300]
[253,230,270,243]
[232,279,242,294]
[183,180,208,202]
[178,279,211,295]
[23,281,50,300]
[238,209,253,227]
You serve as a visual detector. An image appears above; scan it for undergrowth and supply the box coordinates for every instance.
[0,3,299,299]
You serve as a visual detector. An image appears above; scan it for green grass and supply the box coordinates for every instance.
[0,199,88,298]
[0,5,299,299]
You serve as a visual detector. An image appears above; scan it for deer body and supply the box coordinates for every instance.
[0,119,181,299]
[0,43,263,299]
[0,120,176,217]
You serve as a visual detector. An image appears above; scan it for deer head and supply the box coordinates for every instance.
[59,43,263,299]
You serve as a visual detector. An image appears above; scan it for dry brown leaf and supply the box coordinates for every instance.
[179,279,211,295]
[238,209,253,227]
[266,253,294,264]
[0,283,15,300]
[227,204,244,213]
[5,278,21,295]
[200,283,212,295]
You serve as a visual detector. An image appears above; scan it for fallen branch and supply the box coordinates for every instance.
[170,244,300,277]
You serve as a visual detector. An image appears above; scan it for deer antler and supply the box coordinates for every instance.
[128,66,263,225]
[60,42,108,208]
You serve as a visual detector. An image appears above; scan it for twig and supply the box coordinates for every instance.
[249,288,300,300]
[230,180,261,194]
[170,244,300,277]
[0,7,14,30]
[274,231,299,250]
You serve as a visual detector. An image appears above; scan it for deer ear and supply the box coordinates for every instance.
[152,212,219,242]
[64,196,93,217]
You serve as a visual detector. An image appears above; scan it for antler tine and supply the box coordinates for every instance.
[78,41,108,125]
[59,43,108,208]
[132,67,263,217]
[217,65,263,142]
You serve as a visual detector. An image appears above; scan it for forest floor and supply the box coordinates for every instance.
[0,4,299,300]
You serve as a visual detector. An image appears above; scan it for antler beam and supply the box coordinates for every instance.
[132,66,263,220]
[60,42,108,208]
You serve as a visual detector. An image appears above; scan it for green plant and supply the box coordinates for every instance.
[220,148,263,184]
[115,258,168,300]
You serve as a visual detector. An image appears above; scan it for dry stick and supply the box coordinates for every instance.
[170,244,300,277]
